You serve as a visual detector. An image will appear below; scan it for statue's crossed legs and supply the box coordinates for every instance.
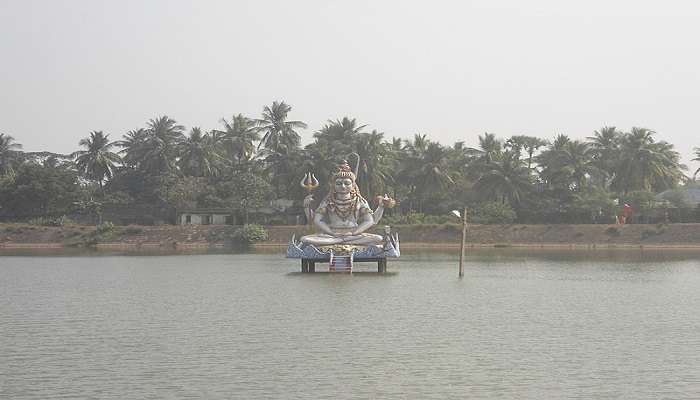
[300,233,383,247]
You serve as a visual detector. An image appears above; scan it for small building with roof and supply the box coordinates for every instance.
[655,187,700,207]
[176,199,305,226]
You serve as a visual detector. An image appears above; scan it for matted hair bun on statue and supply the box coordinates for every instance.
[333,160,356,182]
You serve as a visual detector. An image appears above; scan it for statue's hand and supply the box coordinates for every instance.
[350,227,368,236]
[381,194,396,208]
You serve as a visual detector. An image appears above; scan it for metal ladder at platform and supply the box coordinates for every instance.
[329,253,353,272]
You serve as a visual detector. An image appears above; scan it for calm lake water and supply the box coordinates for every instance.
[2,249,700,399]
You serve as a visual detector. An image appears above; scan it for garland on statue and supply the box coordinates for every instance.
[326,191,359,221]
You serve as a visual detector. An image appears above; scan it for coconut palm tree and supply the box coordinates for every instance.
[395,134,431,208]
[314,117,367,145]
[0,133,22,176]
[588,126,621,151]
[73,131,121,192]
[404,133,429,158]
[558,140,597,190]
[389,137,406,153]
[536,136,597,192]
[611,127,685,193]
[650,140,686,189]
[467,133,502,164]
[116,128,149,168]
[177,127,220,177]
[504,135,527,159]
[587,126,622,185]
[409,142,455,211]
[217,114,260,165]
[521,136,549,170]
[355,130,394,197]
[140,116,185,176]
[256,101,307,153]
[473,150,532,206]
[309,117,367,176]
[262,146,311,199]
[503,135,550,170]
[535,134,571,189]
[551,134,571,150]
[445,141,472,178]
[421,142,454,185]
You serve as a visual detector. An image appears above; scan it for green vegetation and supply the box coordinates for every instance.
[471,202,517,224]
[63,221,117,247]
[204,224,268,245]
[232,224,269,244]
[96,221,115,234]
[72,131,120,194]
[1,102,697,225]
[27,216,71,227]
[0,133,22,176]
[123,226,144,235]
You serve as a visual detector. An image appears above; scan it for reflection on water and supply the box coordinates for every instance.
[2,249,700,399]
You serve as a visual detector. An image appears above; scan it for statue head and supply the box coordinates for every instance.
[331,160,358,197]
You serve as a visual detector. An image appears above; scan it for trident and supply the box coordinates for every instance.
[300,172,319,192]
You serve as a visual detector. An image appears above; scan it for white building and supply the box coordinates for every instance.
[177,209,235,225]
[176,199,304,226]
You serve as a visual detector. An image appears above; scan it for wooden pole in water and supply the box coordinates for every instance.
[459,207,467,278]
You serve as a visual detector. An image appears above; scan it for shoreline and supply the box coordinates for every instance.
[254,242,700,250]
[2,223,700,251]
[3,241,700,251]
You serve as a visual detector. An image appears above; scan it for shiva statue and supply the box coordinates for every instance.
[300,160,393,247]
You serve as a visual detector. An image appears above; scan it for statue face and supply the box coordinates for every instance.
[334,178,353,195]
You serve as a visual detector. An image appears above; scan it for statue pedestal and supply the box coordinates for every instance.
[287,231,399,274]
[299,256,387,273]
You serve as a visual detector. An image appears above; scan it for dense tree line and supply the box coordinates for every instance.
[1,100,699,224]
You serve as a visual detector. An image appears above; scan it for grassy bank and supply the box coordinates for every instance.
[2,223,700,250]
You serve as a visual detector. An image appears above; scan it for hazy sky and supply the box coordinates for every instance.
[1,0,699,172]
